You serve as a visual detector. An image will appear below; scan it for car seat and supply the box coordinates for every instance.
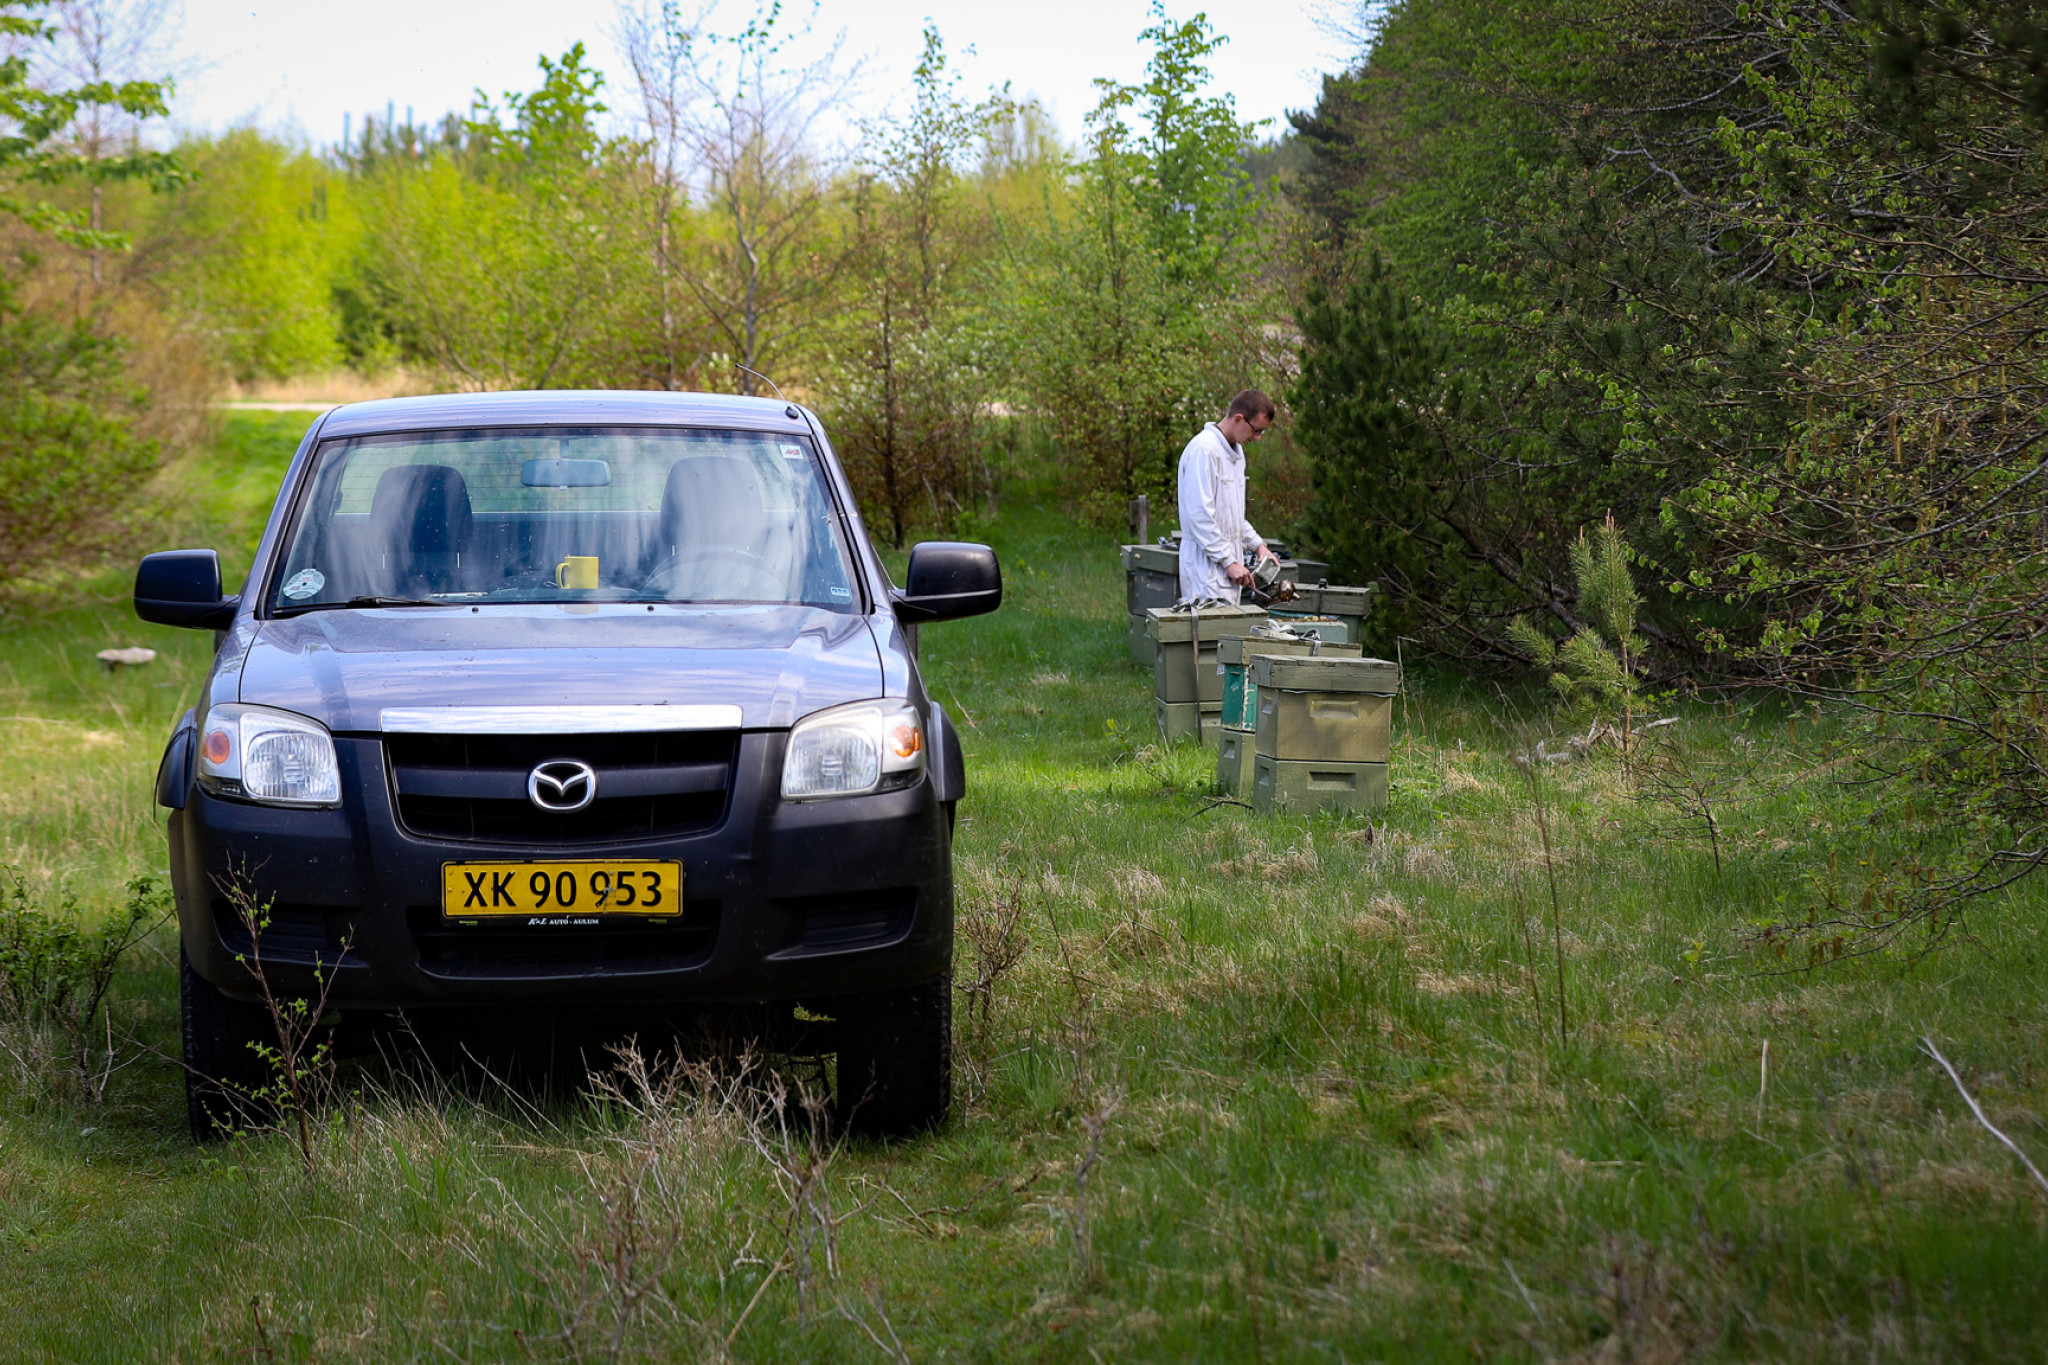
[370,464,475,596]
[650,456,793,600]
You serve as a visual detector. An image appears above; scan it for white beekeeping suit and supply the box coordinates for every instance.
[1177,422,1262,604]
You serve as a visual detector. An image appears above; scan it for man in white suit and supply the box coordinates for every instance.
[1176,389,1277,604]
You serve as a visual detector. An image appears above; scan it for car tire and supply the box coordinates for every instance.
[181,949,274,1142]
[833,973,952,1139]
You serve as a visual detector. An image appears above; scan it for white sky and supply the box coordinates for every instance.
[163,0,1361,149]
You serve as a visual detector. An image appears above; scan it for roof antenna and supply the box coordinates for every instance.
[733,364,786,400]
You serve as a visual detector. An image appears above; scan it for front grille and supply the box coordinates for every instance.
[408,902,720,976]
[385,730,736,845]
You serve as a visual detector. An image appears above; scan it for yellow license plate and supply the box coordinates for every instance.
[440,861,683,923]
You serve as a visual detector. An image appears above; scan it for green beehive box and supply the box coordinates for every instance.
[1122,543,1179,575]
[1250,654,1402,764]
[1250,756,1389,815]
[1121,544,1181,616]
[1249,653,1402,693]
[1128,614,1153,667]
[1286,583,1377,617]
[1265,612,1355,645]
[1156,698,1222,746]
[1255,690,1395,763]
[1216,727,1257,794]
[1147,604,1268,705]
[1218,635,1365,730]
[1269,582,1375,647]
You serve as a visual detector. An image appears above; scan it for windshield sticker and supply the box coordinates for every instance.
[830,585,851,599]
[781,444,806,461]
[281,568,326,600]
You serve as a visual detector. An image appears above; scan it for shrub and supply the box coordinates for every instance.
[0,867,165,1102]
[0,279,159,592]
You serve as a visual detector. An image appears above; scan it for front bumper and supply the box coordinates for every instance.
[169,732,953,1011]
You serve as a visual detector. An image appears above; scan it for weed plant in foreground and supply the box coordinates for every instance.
[0,418,2044,1359]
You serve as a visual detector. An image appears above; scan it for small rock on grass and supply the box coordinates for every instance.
[96,647,157,670]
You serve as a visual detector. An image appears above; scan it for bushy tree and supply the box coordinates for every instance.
[0,0,176,591]
[137,132,353,382]
[827,25,1006,543]
[1002,7,1270,515]
[619,0,854,396]
[350,47,646,390]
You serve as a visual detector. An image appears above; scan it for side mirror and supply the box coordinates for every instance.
[893,541,1002,623]
[135,550,240,630]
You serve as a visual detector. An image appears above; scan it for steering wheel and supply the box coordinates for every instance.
[643,548,784,601]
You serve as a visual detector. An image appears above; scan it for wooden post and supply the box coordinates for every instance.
[1128,495,1149,546]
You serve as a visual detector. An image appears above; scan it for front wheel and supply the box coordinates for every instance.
[181,949,274,1142]
[833,973,952,1138]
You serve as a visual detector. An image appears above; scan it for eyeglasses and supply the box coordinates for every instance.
[1244,420,1270,439]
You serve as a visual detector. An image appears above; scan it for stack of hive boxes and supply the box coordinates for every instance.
[1121,537,1335,666]
[1215,634,1364,794]
[1249,654,1402,814]
[1146,603,1268,743]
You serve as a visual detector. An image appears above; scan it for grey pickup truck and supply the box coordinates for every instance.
[136,390,1000,1139]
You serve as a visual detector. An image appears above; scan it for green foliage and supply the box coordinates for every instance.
[1002,8,1271,514]
[0,867,163,1098]
[828,25,1007,543]
[350,45,646,389]
[1509,515,1646,739]
[1289,254,1462,647]
[1289,0,1802,663]
[0,1,180,247]
[0,279,158,585]
[143,132,353,382]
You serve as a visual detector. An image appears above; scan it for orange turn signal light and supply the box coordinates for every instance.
[887,723,923,760]
[201,728,232,766]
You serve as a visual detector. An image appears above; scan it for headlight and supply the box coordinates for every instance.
[781,699,925,800]
[197,704,342,807]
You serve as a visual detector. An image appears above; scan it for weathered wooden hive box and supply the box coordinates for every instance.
[1266,582,1376,646]
[1215,634,1365,794]
[1121,544,1182,665]
[1249,653,1402,814]
[1145,603,1267,742]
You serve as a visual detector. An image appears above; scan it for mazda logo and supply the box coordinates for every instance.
[527,759,598,813]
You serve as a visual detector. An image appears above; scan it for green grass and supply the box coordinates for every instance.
[1,413,2045,1360]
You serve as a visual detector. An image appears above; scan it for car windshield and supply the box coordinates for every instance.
[267,426,860,613]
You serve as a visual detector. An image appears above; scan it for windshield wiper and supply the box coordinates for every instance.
[274,595,450,617]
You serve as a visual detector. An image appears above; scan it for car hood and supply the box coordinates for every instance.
[238,605,885,733]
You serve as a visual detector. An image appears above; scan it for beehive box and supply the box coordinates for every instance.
[1216,727,1257,794]
[1156,698,1222,746]
[1250,655,1402,763]
[1264,612,1355,645]
[1147,604,1268,705]
[1123,544,1184,666]
[1288,558,1331,585]
[1250,756,1389,815]
[1218,635,1365,731]
[1121,543,1181,615]
[1285,583,1377,618]
[1268,581,1375,646]
[1127,614,1152,667]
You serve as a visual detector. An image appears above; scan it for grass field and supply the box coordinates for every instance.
[1,414,2045,1361]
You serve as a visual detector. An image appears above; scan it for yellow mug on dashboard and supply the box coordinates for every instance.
[554,555,600,589]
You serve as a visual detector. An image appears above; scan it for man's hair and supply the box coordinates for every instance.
[1227,389,1276,422]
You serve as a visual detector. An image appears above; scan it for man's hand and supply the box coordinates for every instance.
[1255,543,1276,565]
[1226,562,1255,587]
